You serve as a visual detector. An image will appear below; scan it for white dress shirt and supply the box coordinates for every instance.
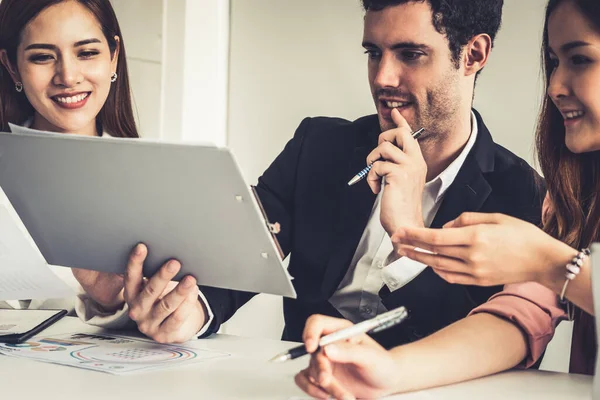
[329,112,479,323]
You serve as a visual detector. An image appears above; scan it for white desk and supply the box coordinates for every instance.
[0,317,592,399]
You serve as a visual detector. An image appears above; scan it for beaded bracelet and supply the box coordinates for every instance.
[559,248,590,303]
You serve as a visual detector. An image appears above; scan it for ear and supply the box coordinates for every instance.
[110,35,120,73]
[0,49,21,83]
[463,33,492,77]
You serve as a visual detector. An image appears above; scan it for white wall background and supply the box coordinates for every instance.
[112,0,163,140]
[114,0,571,372]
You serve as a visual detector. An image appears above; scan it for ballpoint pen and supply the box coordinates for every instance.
[347,127,425,186]
[269,306,409,363]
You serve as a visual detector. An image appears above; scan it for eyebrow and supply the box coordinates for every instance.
[362,41,431,51]
[24,38,102,51]
[549,40,591,55]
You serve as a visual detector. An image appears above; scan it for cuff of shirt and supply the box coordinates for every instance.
[74,291,135,330]
[381,251,428,292]
[196,288,215,338]
[75,286,216,339]
[469,284,567,369]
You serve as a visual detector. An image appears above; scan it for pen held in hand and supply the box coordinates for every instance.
[347,127,425,186]
[268,306,409,363]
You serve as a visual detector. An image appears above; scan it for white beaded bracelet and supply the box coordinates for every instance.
[560,248,590,303]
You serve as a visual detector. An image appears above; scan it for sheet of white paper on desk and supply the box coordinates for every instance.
[0,332,230,375]
[0,187,73,301]
[0,309,64,334]
[591,244,600,398]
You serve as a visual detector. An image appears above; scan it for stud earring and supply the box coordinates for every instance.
[15,82,23,92]
[110,72,117,83]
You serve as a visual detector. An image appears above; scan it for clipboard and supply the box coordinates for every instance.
[0,127,296,299]
[0,309,67,344]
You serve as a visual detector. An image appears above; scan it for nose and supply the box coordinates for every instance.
[53,56,83,88]
[372,53,402,90]
[547,64,570,102]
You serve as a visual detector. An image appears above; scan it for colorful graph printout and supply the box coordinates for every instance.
[0,333,229,374]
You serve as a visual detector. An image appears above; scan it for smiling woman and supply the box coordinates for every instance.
[0,0,138,312]
[0,0,138,138]
[0,0,212,344]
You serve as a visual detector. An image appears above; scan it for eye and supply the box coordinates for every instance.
[571,54,592,66]
[364,49,381,61]
[548,57,559,71]
[79,50,100,59]
[401,51,424,61]
[28,53,55,63]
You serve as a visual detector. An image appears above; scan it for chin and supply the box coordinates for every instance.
[565,138,600,154]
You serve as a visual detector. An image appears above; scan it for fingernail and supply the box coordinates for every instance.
[134,243,143,255]
[343,395,356,400]
[181,276,194,288]
[167,260,179,273]
[305,339,314,352]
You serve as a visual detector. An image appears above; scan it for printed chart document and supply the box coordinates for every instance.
[0,186,73,301]
[0,332,230,375]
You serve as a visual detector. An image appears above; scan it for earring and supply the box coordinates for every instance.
[110,72,117,83]
[15,82,23,92]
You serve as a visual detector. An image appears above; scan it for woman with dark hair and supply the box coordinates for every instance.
[0,0,138,137]
[0,0,138,312]
[0,0,208,344]
[296,0,599,398]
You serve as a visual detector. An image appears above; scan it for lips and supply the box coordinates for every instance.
[378,98,413,121]
[51,92,91,110]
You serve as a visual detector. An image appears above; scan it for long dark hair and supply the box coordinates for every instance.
[0,0,139,138]
[537,0,600,248]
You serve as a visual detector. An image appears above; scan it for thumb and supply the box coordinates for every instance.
[442,218,457,229]
[444,212,501,228]
[323,341,381,366]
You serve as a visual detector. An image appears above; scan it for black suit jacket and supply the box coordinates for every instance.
[200,110,544,347]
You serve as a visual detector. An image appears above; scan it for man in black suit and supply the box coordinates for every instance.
[192,0,544,345]
[75,0,546,354]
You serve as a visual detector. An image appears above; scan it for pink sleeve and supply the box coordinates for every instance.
[469,282,567,368]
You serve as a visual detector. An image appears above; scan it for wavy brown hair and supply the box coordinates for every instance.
[537,0,600,248]
[0,0,138,138]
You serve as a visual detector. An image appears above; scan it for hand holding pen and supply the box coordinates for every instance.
[356,108,428,236]
[270,306,408,362]
[348,125,424,186]
[292,307,410,400]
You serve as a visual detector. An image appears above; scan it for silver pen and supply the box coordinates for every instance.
[269,306,409,363]
[347,127,425,186]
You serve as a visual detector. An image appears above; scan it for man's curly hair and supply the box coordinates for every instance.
[362,0,503,68]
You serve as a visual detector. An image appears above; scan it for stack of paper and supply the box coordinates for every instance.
[0,186,73,301]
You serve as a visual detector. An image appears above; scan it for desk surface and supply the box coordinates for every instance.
[0,317,592,399]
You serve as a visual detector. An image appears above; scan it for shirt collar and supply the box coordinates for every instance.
[424,111,479,204]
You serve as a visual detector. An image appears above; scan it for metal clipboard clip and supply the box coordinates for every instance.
[250,185,285,260]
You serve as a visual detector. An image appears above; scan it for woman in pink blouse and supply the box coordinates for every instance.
[295,0,599,398]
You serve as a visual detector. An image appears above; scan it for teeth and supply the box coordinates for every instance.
[55,93,89,104]
[565,110,584,120]
[386,101,410,108]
